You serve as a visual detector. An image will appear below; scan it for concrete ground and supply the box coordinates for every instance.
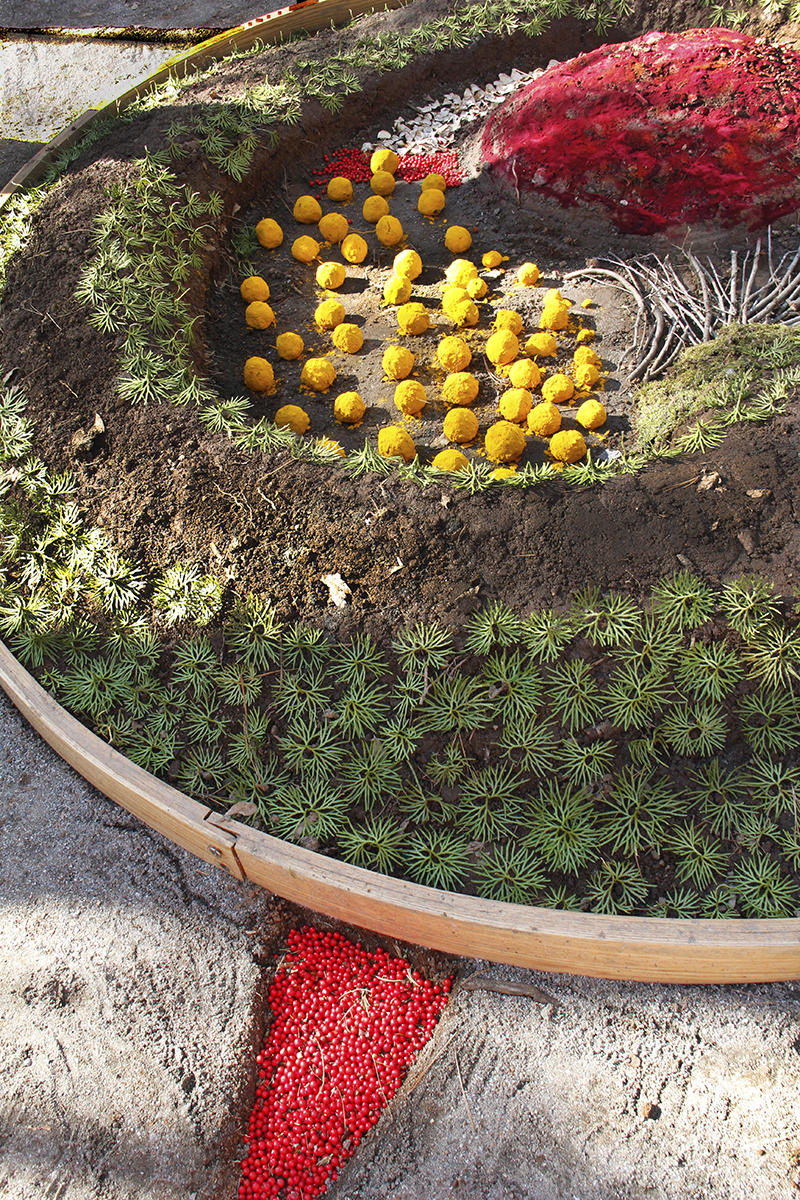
[1,1,279,31]
[2,20,800,1200]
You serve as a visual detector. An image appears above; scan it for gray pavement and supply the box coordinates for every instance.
[1,1,284,31]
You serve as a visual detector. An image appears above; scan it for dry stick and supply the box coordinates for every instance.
[460,975,559,1006]
[686,251,714,343]
[631,306,665,380]
[741,239,762,321]
[705,255,731,317]
[729,249,738,322]
[645,323,684,377]
[453,1049,477,1135]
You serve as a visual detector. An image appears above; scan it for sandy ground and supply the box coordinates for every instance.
[0,1,283,30]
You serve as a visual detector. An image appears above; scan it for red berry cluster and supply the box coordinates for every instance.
[308,147,463,193]
[238,926,451,1200]
[397,150,462,186]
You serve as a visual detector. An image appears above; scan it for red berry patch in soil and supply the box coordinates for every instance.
[238,927,451,1200]
[480,28,800,234]
[309,147,462,189]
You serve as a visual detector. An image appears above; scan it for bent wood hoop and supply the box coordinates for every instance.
[1,642,798,983]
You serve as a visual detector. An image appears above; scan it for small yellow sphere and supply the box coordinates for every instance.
[331,322,363,354]
[527,401,562,437]
[316,261,347,290]
[420,173,446,191]
[485,420,527,464]
[550,429,587,463]
[245,301,276,330]
[375,215,404,247]
[382,345,415,380]
[383,275,412,306]
[341,233,368,264]
[441,372,479,407]
[576,327,597,345]
[327,176,353,203]
[293,195,323,224]
[378,426,416,463]
[491,466,517,480]
[466,277,488,300]
[300,357,336,392]
[443,407,479,443]
[240,276,270,303]
[498,387,533,423]
[397,302,430,336]
[481,250,505,269]
[445,259,478,287]
[445,225,472,254]
[318,212,350,244]
[525,331,558,358]
[314,299,346,330]
[393,249,422,281]
[418,188,446,217]
[432,448,469,472]
[540,288,570,331]
[576,398,607,430]
[394,379,427,416]
[574,362,600,390]
[362,194,390,223]
[486,329,519,366]
[517,261,541,286]
[291,235,320,263]
[275,331,304,361]
[370,147,400,175]
[442,287,479,327]
[541,373,575,405]
[334,391,366,424]
[319,436,346,457]
[275,404,309,434]
[370,170,396,197]
[574,344,602,367]
[255,218,283,249]
[506,358,542,389]
[494,309,524,335]
[243,356,275,392]
[436,335,471,372]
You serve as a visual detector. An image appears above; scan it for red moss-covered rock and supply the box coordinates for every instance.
[480,29,800,232]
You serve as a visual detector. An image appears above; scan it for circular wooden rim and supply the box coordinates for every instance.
[1,7,798,983]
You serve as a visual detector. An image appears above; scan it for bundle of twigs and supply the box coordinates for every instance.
[564,231,800,381]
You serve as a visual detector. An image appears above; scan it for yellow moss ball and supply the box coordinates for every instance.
[485,420,527,463]
[573,362,600,390]
[291,235,320,263]
[393,249,423,280]
[506,358,541,389]
[397,302,430,336]
[486,329,519,366]
[576,327,596,345]
[436,335,471,372]
[315,261,346,290]
[445,225,472,253]
[370,147,400,175]
[432,447,469,472]
[499,387,533,423]
[362,194,390,223]
[524,331,558,358]
[341,233,368,264]
[445,259,478,286]
[326,176,353,203]
[333,391,365,424]
[319,436,346,456]
[540,288,570,331]
[383,275,412,305]
[494,309,523,335]
[240,275,270,303]
[482,250,505,269]
[275,404,309,434]
[245,301,276,329]
[418,188,446,217]
[550,429,587,463]
[275,331,304,360]
[527,401,561,437]
[443,407,479,443]
[318,212,350,244]
[576,398,607,430]
[255,218,283,249]
[375,215,404,247]
[331,322,363,354]
[243,356,275,392]
[541,373,575,404]
[574,344,602,367]
[370,170,396,197]
[420,173,447,191]
[300,357,336,392]
[293,195,323,224]
[441,372,479,407]
[378,425,416,463]
[314,299,346,330]
[394,379,427,416]
[382,344,415,380]
[442,287,479,327]
[517,261,541,286]
[466,277,488,300]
